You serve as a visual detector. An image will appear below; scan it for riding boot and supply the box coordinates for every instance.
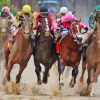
[55,36,61,44]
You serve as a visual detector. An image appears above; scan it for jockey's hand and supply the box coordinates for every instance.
[38,15,42,18]
[84,27,88,32]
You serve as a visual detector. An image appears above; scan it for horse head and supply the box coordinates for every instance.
[70,20,82,37]
[20,15,33,39]
[39,16,51,37]
[0,17,11,36]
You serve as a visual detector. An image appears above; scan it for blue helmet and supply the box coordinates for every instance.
[40,7,48,12]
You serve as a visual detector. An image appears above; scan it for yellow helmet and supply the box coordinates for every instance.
[22,4,32,13]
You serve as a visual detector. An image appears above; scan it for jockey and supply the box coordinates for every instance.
[55,11,88,43]
[0,6,15,25]
[7,4,34,48]
[88,4,100,30]
[34,6,55,39]
[56,7,68,23]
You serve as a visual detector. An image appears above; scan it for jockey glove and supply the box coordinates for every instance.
[84,27,88,31]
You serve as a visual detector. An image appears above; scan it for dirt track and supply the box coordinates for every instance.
[0,56,100,100]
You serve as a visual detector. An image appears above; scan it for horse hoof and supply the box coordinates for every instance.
[90,92,94,96]
[42,80,48,84]
[69,82,74,88]
[59,86,62,90]
[37,81,42,85]
[69,79,75,88]
[80,88,89,96]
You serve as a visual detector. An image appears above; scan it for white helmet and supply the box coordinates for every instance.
[60,7,68,14]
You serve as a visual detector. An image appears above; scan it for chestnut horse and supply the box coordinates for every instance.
[3,15,34,83]
[80,22,100,96]
[33,16,59,85]
[58,21,82,89]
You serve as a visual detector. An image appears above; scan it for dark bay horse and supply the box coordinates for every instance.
[33,16,59,85]
[58,21,82,89]
[80,22,100,96]
[3,15,34,83]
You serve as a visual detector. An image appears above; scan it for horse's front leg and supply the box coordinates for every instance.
[16,62,27,83]
[90,63,100,96]
[43,64,50,84]
[34,59,42,85]
[4,59,14,82]
[69,66,79,88]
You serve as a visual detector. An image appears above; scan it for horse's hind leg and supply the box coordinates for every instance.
[16,63,27,83]
[34,59,42,85]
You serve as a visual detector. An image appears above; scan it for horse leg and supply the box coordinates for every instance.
[42,64,50,84]
[4,59,14,82]
[59,62,65,90]
[69,67,79,88]
[80,67,92,96]
[80,59,86,83]
[16,63,27,83]
[34,59,42,85]
[90,64,100,96]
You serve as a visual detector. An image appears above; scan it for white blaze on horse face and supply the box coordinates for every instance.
[76,25,80,34]
[24,26,30,33]
[45,18,49,32]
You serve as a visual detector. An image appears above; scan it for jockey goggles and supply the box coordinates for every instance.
[40,11,48,14]
[60,13,66,16]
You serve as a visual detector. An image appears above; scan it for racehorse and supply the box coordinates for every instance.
[33,16,59,85]
[80,22,100,96]
[3,15,34,83]
[0,17,11,58]
[58,21,82,89]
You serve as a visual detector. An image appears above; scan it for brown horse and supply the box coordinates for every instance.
[80,22,100,96]
[33,16,59,85]
[58,21,82,90]
[3,15,34,83]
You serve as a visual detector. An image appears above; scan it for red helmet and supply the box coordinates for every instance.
[2,6,10,13]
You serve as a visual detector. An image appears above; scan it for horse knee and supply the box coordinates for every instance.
[72,68,79,77]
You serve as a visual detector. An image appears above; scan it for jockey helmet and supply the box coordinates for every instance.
[60,7,68,14]
[96,5,100,12]
[40,7,48,13]
[61,12,74,22]
[2,6,10,13]
[22,4,32,13]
